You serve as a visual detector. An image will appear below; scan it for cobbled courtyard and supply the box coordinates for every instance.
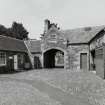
[0,69,105,105]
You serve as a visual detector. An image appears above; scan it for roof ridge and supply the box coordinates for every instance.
[0,35,24,42]
[61,25,105,32]
[0,35,27,52]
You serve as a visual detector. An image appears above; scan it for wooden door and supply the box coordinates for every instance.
[8,58,14,71]
[34,56,41,69]
[80,53,87,70]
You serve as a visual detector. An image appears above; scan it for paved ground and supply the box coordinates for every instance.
[0,69,105,105]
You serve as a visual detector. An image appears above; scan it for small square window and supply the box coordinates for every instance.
[50,34,57,39]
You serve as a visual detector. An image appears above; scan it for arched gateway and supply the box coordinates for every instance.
[41,19,68,69]
[43,48,64,68]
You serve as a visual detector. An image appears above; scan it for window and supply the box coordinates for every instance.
[0,52,6,66]
[51,34,56,37]
[50,34,57,39]
[48,34,57,43]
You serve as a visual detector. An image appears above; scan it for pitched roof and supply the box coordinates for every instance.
[60,25,105,43]
[0,35,28,52]
[27,39,41,53]
[25,25,105,53]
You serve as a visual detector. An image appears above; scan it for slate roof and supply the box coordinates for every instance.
[27,39,41,53]
[0,35,28,52]
[60,25,105,43]
[27,25,105,53]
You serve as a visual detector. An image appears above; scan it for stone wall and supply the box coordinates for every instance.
[89,33,104,71]
[67,44,89,70]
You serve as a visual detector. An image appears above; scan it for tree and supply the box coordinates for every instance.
[11,22,29,40]
[0,25,7,35]
[0,22,29,40]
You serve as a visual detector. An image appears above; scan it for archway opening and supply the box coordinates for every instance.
[43,49,64,68]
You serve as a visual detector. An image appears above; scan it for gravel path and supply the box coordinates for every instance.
[0,76,91,105]
[0,77,61,105]
[0,69,105,105]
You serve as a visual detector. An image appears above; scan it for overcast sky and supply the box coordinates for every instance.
[0,0,105,39]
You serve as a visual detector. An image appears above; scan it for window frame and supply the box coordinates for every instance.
[0,52,6,66]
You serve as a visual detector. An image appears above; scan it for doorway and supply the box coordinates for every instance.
[80,53,87,70]
[43,49,64,68]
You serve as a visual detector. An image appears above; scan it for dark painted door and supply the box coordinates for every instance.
[8,58,14,71]
[34,56,41,69]
[80,53,87,70]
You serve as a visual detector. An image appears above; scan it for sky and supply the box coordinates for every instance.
[0,0,105,39]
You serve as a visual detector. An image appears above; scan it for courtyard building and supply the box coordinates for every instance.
[0,35,32,72]
[26,19,105,79]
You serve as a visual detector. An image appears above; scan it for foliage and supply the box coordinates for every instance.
[0,22,29,40]
[11,22,29,40]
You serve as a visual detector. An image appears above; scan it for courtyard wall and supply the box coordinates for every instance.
[67,44,89,70]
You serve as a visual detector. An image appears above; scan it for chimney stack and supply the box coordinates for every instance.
[44,19,50,33]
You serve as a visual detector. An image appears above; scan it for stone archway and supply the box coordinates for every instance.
[43,49,64,68]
